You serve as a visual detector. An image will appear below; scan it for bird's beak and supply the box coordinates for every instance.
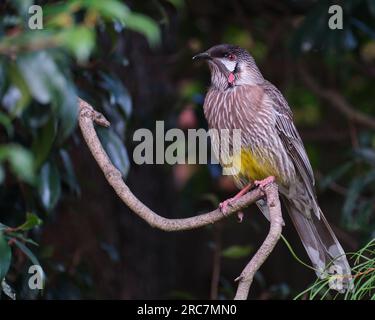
[192,52,211,61]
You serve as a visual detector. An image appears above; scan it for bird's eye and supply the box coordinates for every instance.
[225,53,236,61]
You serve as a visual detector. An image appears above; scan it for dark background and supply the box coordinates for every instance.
[0,0,374,299]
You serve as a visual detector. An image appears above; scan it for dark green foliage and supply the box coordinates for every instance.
[0,232,11,281]
[0,0,159,299]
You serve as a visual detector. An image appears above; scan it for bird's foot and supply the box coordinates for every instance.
[219,183,253,218]
[254,176,275,191]
[219,199,244,222]
[219,198,234,215]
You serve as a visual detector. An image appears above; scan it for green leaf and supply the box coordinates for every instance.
[13,239,41,267]
[11,0,33,16]
[165,0,185,9]
[32,118,56,169]
[0,111,14,137]
[7,145,35,183]
[0,144,35,183]
[100,73,132,117]
[55,88,78,142]
[8,65,32,116]
[124,13,160,46]
[43,2,74,18]
[59,26,95,62]
[59,150,80,194]
[17,51,78,140]
[82,0,130,21]
[97,128,130,178]
[18,213,42,231]
[38,162,61,211]
[0,58,7,97]
[2,86,22,115]
[221,245,253,259]
[0,232,11,281]
[13,240,45,288]
[5,233,39,246]
[17,52,53,104]
[80,0,160,45]
[0,165,4,184]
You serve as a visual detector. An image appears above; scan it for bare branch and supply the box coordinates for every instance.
[78,98,265,230]
[234,183,283,300]
[78,98,283,299]
[298,66,375,130]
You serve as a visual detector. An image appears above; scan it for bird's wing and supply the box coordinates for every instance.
[262,81,317,200]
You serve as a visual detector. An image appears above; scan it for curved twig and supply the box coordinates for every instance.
[78,98,283,299]
[234,183,283,300]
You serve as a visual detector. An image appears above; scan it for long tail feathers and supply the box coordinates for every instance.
[284,198,353,292]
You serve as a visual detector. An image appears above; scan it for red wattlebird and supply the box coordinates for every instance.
[194,44,352,291]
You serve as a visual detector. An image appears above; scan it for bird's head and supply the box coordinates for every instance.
[193,44,264,90]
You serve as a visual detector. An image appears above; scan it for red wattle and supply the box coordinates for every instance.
[228,73,235,84]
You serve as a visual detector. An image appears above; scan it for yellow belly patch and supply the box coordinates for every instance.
[232,148,277,182]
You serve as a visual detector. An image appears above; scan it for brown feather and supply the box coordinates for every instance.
[200,44,352,290]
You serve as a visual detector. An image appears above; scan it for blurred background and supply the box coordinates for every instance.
[0,0,374,300]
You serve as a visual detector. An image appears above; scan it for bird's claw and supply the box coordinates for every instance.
[219,200,244,223]
[219,198,233,215]
[254,176,275,191]
[237,211,244,223]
